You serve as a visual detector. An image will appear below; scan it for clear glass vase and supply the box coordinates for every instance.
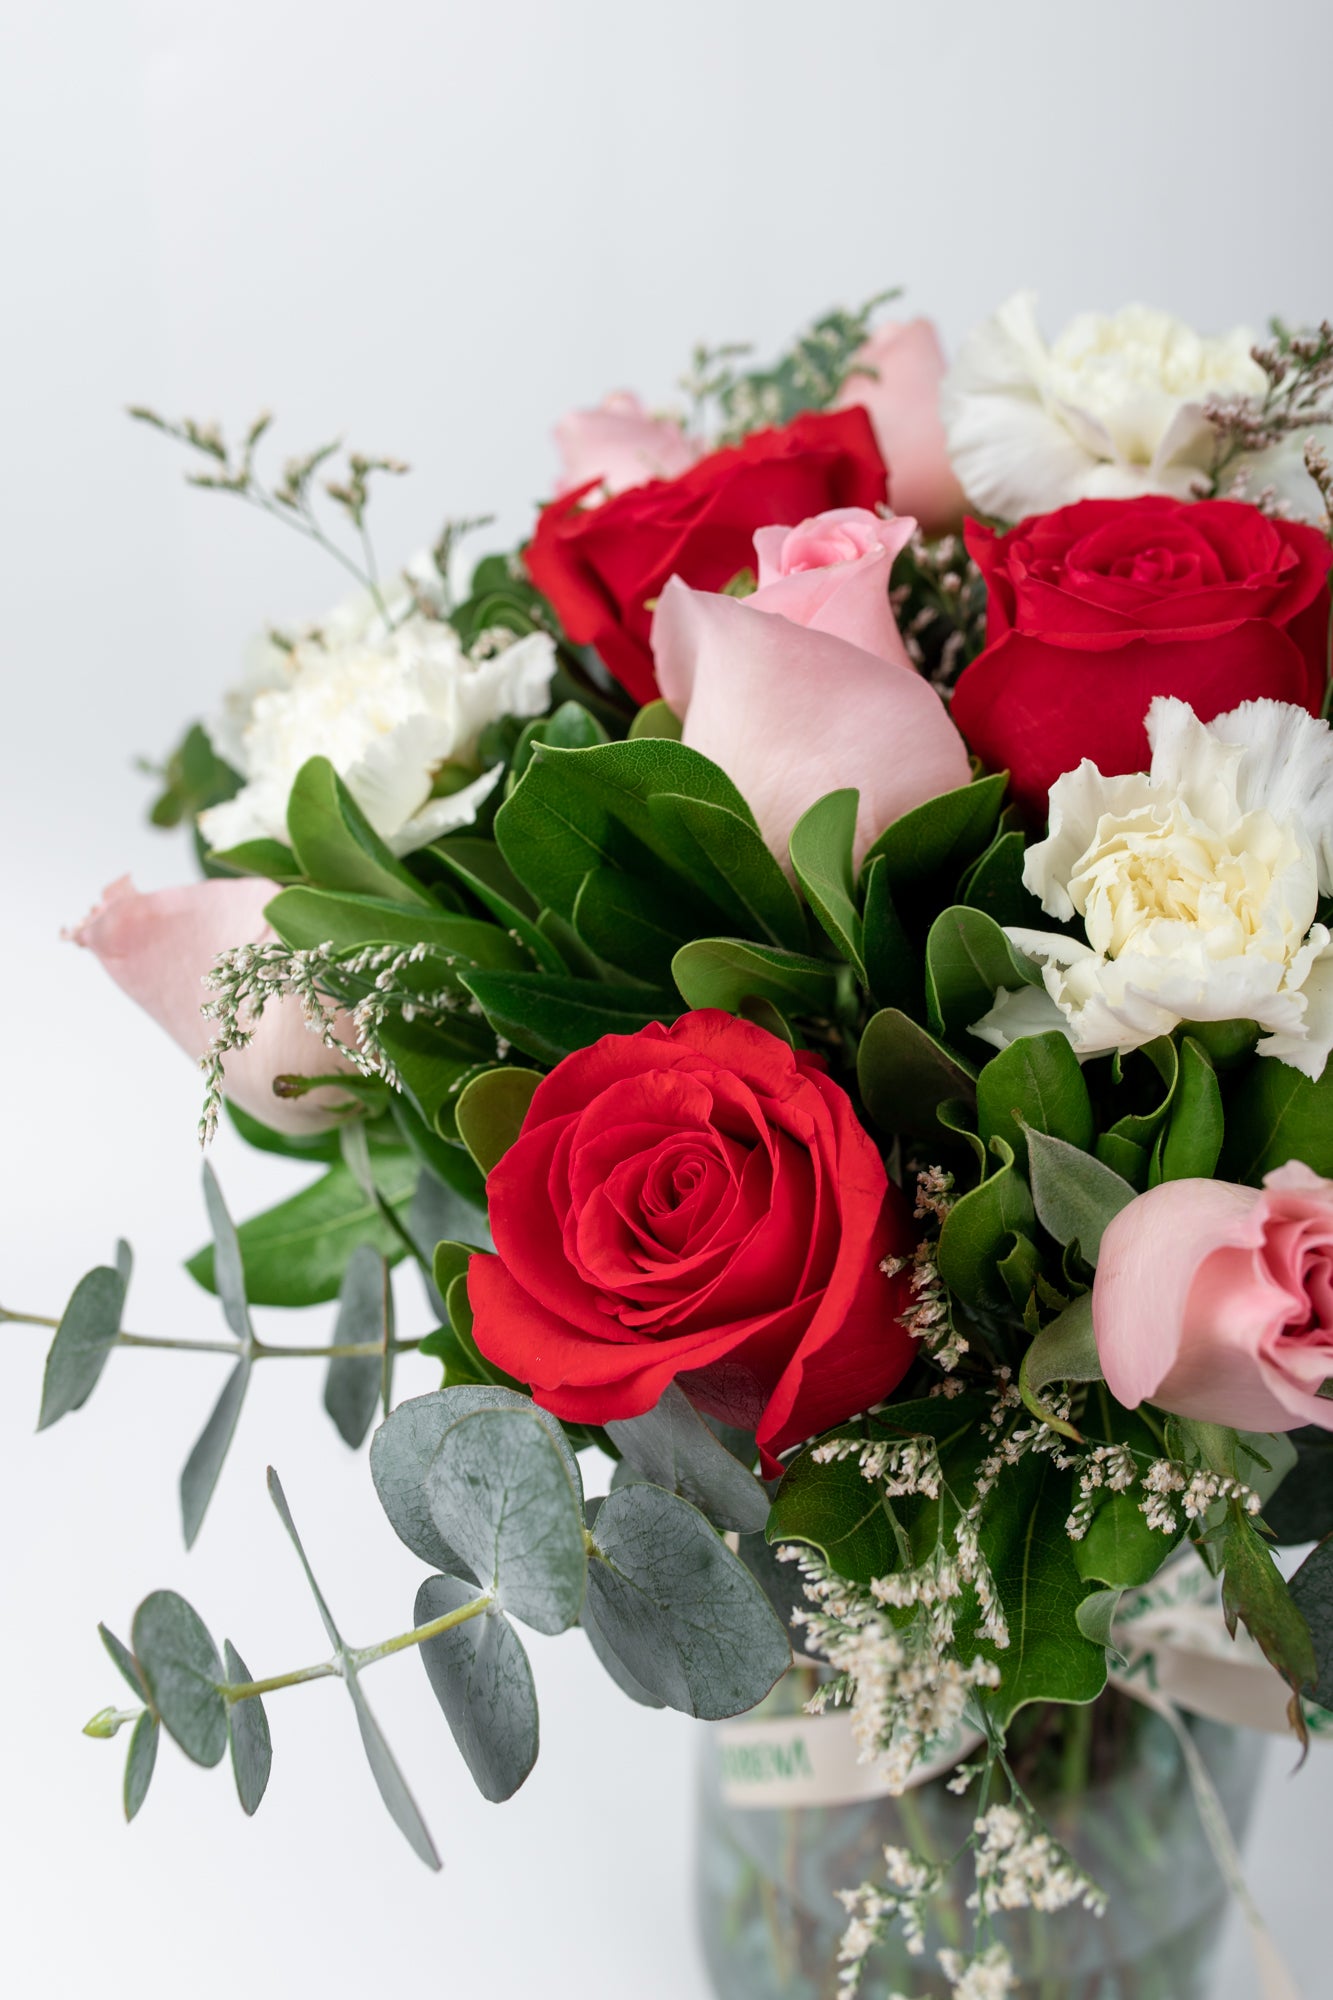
[696,1677,1265,2000]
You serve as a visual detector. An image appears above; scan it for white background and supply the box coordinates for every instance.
[2,2,1331,1994]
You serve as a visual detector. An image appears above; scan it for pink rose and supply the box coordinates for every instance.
[834,319,965,538]
[1093,1163,1333,1432]
[650,506,972,869]
[554,391,703,499]
[69,877,356,1135]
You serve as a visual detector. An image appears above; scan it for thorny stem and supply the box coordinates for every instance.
[0,1305,424,1363]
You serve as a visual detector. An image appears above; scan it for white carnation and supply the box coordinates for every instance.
[198,573,556,858]
[972,697,1333,1080]
[943,293,1318,522]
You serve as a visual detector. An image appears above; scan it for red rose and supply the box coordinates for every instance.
[524,408,888,706]
[951,496,1332,815]
[468,1010,916,1473]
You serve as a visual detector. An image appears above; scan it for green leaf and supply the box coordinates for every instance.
[426,838,564,974]
[958,1453,1108,1725]
[1017,1294,1102,1439]
[857,1006,976,1140]
[584,1484,790,1718]
[976,1031,1094,1170]
[604,1385,769,1533]
[415,1574,539,1802]
[937,1137,1036,1313]
[426,1409,587,1634]
[788,789,863,971]
[649,793,807,952]
[1289,1535,1333,1709]
[1224,1505,1316,1730]
[99,1623,147,1700]
[511,699,609,785]
[265,886,531,975]
[861,772,1009,892]
[1026,1129,1136,1266]
[123,1711,159,1822]
[131,1590,228,1768]
[572,867,699,983]
[180,1358,252,1549]
[323,1244,392,1451]
[1075,1390,1181,1590]
[924,904,1042,1046]
[861,857,919,1014]
[223,1639,272,1816]
[371,1386,583,1577]
[224,1100,344,1164]
[1220,1048,1333,1185]
[286,755,434,906]
[454,1066,541,1179]
[1159,1036,1224,1181]
[628,699,683,742]
[1263,1428,1333,1545]
[494,737,755,933]
[37,1262,127,1430]
[187,1154,419,1307]
[206,836,303,882]
[671,938,837,1019]
[958,827,1034,929]
[1075,1588,1123,1652]
[460,969,678,1067]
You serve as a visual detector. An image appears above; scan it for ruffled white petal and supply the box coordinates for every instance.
[1205,698,1333,894]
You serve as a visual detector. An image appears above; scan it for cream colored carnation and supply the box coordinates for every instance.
[973,698,1333,1079]
[943,293,1318,521]
[199,574,555,858]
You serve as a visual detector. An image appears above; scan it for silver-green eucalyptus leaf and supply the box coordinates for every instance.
[323,1244,391,1450]
[180,1357,253,1549]
[426,1409,587,1635]
[415,1574,540,1801]
[584,1484,790,1718]
[223,1640,272,1816]
[130,1590,227,1768]
[201,1161,253,1343]
[37,1264,127,1430]
[123,1711,159,1822]
[605,1385,768,1533]
[345,1672,441,1870]
[99,1622,147,1701]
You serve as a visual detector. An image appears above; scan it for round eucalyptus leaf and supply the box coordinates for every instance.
[37,1264,126,1431]
[415,1575,540,1801]
[131,1590,228,1768]
[605,1384,768,1533]
[584,1484,790,1718]
[223,1640,272,1817]
[370,1386,583,1576]
[427,1409,586,1635]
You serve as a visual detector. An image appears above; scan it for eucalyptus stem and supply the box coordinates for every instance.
[219,1591,495,1703]
[1,1305,424,1364]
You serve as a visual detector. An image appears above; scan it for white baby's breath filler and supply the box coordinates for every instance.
[973,696,1333,1077]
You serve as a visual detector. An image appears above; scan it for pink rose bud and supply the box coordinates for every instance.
[554,391,703,500]
[69,877,356,1136]
[1093,1163,1333,1432]
[834,318,965,538]
[651,506,971,871]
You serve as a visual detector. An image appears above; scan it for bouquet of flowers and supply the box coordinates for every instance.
[25,288,1333,1998]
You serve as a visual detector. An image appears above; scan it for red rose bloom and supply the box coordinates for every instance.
[468,1010,916,1473]
[524,408,888,706]
[951,496,1332,815]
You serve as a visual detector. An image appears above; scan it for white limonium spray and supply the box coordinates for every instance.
[972,696,1333,1080]
[943,294,1318,521]
[199,563,556,859]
